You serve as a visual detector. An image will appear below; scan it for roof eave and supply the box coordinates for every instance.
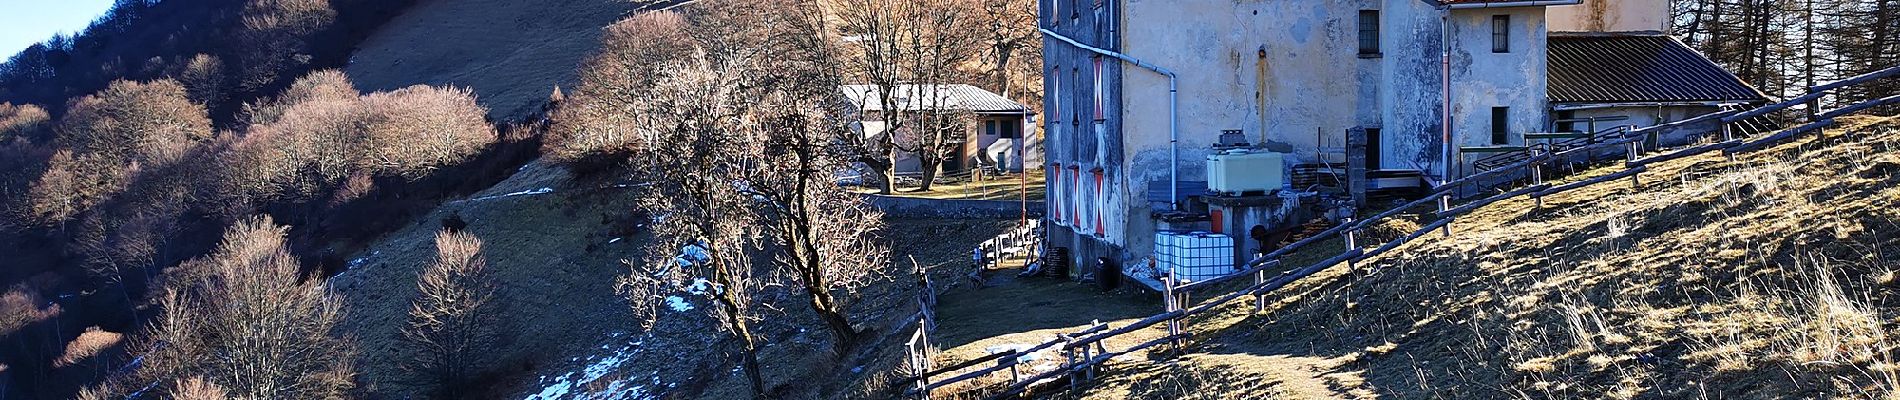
[1439,0,1583,9]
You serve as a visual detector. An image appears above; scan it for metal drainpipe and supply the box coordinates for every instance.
[1439,6,1455,235]
[1040,28,1181,210]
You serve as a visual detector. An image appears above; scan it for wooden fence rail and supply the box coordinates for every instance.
[902,64,1900,399]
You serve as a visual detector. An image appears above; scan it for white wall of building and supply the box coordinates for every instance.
[1548,0,1670,33]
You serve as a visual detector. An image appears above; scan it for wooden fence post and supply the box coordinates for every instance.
[908,323,932,400]
[1063,334,1078,391]
[1253,266,1265,313]
[1343,218,1359,296]
[1164,271,1181,354]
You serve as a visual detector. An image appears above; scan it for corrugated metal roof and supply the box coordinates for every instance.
[840,84,1031,114]
[1548,34,1767,105]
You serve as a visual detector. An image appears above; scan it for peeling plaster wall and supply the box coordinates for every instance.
[1116,0,1385,266]
[1379,0,1447,177]
[1448,8,1551,153]
[1548,0,1670,33]
[1042,0,1555,271]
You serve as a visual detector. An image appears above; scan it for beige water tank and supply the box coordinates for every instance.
[1206,149,1284,196]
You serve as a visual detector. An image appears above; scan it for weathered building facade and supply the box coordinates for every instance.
[1040,0,1759,282]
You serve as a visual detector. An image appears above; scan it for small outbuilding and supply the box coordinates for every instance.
[1547,33,1769,145]
[841,84,1037,175]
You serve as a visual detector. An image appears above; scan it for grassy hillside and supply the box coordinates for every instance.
[344,0,639,120]
[1045,115,1900,399]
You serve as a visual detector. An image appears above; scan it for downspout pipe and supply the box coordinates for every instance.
[1041,28,1182,210]
[1438,5,1455,233]
[1439,10,1452,185]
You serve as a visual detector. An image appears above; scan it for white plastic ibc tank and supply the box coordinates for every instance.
[1152,231,1236,283]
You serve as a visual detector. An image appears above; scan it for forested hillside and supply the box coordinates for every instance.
[1675,0,1899,104]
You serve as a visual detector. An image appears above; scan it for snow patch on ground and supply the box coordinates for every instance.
[984,342,1061,372]
[526,333,660,400]
[663,296,694,312]
[461,187,554,203]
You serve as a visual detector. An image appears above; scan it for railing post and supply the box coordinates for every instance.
[1163,270,1181,353]
[1063,334,1078,391]
[1252,265,1265,312]
[1343,218,1359,296]
[909,323,932,400]
[1438,193,1453,237]
[1532,145,1545,208]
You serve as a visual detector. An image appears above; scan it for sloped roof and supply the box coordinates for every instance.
[1548,33,1767,105]
[840,84,1031,114]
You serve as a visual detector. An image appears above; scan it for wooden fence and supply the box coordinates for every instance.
[895,64,1900,400]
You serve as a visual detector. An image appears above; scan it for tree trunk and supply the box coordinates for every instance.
[866,157,896,194]
[807,287,859,353]
[917,157,941,192]
[995,42,1015,99]
[742,339,766,399]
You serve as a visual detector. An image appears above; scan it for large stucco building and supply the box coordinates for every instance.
[1039,0,1762,282]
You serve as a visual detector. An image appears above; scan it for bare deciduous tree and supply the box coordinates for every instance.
[0,101,50,142]
[572,2,894,396]
[136,216,356,399]
[977,0,1038,100]
[234,0,337,93]
[57,79,213,167]
[834,0,983,191]
[358,85,496,179]
[545,12,698,168]
[169,54,229,108]
[402,230,500,399]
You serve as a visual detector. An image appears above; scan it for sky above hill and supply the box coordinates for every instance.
[0,0,116,59]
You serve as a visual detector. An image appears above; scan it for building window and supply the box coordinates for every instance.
[1050,163,1063,225]
[1050,0,1059,25]
[1001,120,1021,138]
[1051,69,1062,122]
[1093,169,1105,237]
[1491,107,1510,145]
[1358,10,1381,56]
[1071,66,1081,129]
[1492,15,1510,53]
[1092,57,1105,121]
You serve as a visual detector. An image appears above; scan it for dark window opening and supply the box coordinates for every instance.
[1365,127,1382,169]
[1492,15,1511,53]
[1001,120,1022,138]
[1491,107,1510,145]
[1556,110,1576,132]
[1358,10,1381,56]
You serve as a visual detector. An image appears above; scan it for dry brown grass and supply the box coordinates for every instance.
[853,169,1047,200]
[1041,116,1900,399]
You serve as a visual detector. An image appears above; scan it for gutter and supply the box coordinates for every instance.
[1040,28,1183,210]
[1552,100,1754,111]
[1443,0,1581,9]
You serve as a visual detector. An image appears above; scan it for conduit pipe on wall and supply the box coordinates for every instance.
[1040,28,1182,210]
